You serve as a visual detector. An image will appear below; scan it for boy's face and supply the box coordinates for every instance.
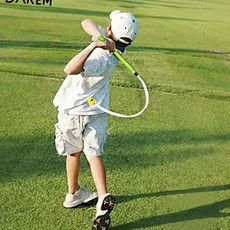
[106,24,118,42]
[106,23,132,52]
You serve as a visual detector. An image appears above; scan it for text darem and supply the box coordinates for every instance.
[5,0,52,6]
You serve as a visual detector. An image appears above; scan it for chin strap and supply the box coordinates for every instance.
[88,36,149,118]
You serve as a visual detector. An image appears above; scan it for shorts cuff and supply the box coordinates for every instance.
[84,147,103,156]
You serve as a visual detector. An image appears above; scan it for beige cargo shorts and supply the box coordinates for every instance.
[54,113,108,156]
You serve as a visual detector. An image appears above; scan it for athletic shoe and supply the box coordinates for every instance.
[92,193,115,230]
[63,186,98,208]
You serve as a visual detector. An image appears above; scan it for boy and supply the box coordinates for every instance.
[53,10,138,230]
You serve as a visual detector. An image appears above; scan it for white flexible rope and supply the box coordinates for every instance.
[88,74,149,118]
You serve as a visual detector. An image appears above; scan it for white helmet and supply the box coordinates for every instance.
[109,10,138,43]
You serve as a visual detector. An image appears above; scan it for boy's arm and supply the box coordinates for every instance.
[81,19,115,52]
[64,39,115,76]
[64,19,115,75]
[64,42,98,75]
[81,19,101,38]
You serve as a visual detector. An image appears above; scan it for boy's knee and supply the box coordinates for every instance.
[86,155,102,164]
[68,152,82,157]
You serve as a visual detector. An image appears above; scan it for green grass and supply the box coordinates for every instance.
[0,0,230,229]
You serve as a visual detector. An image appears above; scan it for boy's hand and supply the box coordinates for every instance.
[94,37,116,52]
[105,38,116,52]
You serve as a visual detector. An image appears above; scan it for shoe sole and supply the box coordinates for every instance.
[64,194,98,208]
[92,195,115,230]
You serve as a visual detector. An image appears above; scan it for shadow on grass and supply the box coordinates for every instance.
[129,46,230,54]
[116,184,230,204]
[107,128,230,229]
[105,129,229,169]
[1,2,211,23]
[0,129,229,181]
[112,197,230,229]
[115,0,211,10]
[0,40,85,49]
[0,3,108,17]
[137,15,208,21]
[0,133,65,183]
[1,40,229,55]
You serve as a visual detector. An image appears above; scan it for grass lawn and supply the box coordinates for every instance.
[0,0,230,229]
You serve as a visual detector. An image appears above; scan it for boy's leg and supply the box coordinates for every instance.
[83,114,115,228]
[86,155,107,196]
[55,114,97,208]
[64,151,98,208]
[66,152,81,194]
[86,155,115,230]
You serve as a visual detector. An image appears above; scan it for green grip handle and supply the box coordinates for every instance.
[97,35,137,75]
[98,35,106,42]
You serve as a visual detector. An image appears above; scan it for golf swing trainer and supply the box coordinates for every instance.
[83,25,149,118]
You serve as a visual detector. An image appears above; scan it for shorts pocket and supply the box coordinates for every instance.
[64,128,80,147]
[100,130,110,152]
[55,124,65,155]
